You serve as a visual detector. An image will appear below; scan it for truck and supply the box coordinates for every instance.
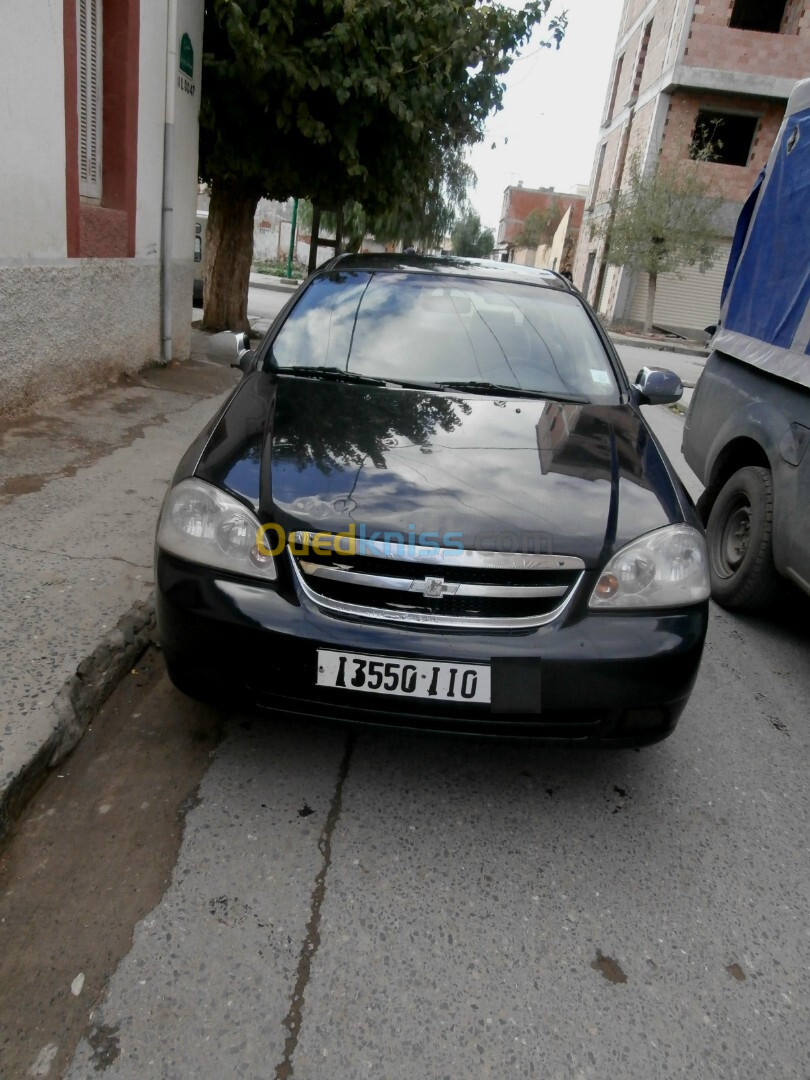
[683,78,810,610]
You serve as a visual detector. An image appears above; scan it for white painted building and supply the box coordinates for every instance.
[0,0,204,418]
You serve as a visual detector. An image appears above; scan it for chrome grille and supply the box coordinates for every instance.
[289,533,584,629]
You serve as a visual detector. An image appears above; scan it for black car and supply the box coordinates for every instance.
[156,254,709,744]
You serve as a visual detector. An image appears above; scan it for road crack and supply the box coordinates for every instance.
[274,736,355,1079]
[0,538,150,572]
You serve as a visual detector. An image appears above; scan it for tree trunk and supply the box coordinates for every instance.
[202,182,257,333]
[308,205,322,275]
[644,272,657,334]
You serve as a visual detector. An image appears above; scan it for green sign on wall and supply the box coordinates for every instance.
[179,33,194,77]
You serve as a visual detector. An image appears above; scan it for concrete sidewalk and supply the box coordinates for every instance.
[0,331,239,842]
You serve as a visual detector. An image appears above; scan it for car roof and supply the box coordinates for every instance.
[320,252,573,291]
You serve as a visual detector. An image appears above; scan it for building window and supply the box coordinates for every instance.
[728,0,788,33]
[582,252,597,299]
[630,20,653,102]
[690,109,758,166]
[590,144,607,209]
[77,0,102,199]
[605,55,624,125]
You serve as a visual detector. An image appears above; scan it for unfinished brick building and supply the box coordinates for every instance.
[573,0,808,336]
[496,185,586,265]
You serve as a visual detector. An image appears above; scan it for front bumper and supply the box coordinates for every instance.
[156,553,708,743]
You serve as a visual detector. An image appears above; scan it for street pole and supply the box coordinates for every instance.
[286,198,298,279]
[308,205,321,275]
[160,0,179,364]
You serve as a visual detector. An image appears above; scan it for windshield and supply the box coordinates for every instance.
[268,270,620,402]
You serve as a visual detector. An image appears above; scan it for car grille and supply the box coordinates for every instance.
[288,533,585,629]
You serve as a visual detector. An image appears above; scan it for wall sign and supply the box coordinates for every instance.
[178,33,196,95]
[179,33,194,76]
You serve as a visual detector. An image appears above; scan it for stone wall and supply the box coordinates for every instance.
[0,262,164,419]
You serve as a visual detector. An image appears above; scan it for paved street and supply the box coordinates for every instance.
[1,340,809,1079]
[613,343,704,501]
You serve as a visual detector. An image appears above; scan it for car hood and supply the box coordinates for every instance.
[195,374,684,567]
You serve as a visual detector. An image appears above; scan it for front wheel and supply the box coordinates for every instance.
[706,465,779,610]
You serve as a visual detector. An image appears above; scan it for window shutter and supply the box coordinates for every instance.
[77,0,102,199]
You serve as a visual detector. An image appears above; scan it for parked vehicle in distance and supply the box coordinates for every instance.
[193,210,208,305]
[683,79,810,609]
[156,253,709,744]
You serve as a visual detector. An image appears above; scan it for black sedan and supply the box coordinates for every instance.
[156,254,708,744]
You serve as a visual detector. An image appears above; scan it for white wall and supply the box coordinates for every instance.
[172,0,204,263]
[0,0,205,416]
[138,0,202,262]
[134,0,204,358]
[135,4,167,260]
[0,4,68,260]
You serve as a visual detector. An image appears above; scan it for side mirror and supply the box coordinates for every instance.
[633,366,683,406]
[704,324,717,336]
[231,331,257,375]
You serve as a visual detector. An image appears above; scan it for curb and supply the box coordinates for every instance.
[609,334,709,358]
[249,275,301,294]
[0,598,156,846]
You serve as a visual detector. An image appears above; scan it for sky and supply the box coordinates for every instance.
[467,0,626,232]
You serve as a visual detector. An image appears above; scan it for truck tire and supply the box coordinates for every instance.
[706,465,779,610]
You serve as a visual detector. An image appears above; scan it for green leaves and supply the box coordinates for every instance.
[593,152,724,278]
[451,210,495,257]
[200,0,566,215]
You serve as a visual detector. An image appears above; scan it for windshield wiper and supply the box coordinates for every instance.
[278,365,386,386]
[278,367,446,392]
[436,380,588,403]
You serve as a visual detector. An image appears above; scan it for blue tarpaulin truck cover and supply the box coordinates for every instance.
[715,79,810,390]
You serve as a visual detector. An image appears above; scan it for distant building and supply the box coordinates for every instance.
[510,198,587,277]
[0,0,203,417]
[496,185,586,269]
[573,0,808,336]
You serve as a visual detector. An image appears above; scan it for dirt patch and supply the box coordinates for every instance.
[0,472,64,498]
[0,649,222,1078]
[590,950,628,984]
[0,354,237,506]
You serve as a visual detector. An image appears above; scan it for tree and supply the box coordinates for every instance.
[199,0,567,330]
[296,146,475,253]
[590,152,723,333]
[512,202,558,250]
[451,211,495,257]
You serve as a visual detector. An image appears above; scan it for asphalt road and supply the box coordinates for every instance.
[71,599,810,1080]
[2,341,809,1079]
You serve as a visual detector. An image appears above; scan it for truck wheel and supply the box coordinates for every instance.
[706,466,779,610]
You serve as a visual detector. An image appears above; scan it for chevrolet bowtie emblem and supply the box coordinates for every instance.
[408,574,460,600]
[423,576,446,598]
[408,577,460,598]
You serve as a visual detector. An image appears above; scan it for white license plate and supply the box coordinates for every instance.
[317,650,491,704]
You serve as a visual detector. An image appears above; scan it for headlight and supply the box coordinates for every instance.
[589,524,709,609]
[157,478,277,581]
